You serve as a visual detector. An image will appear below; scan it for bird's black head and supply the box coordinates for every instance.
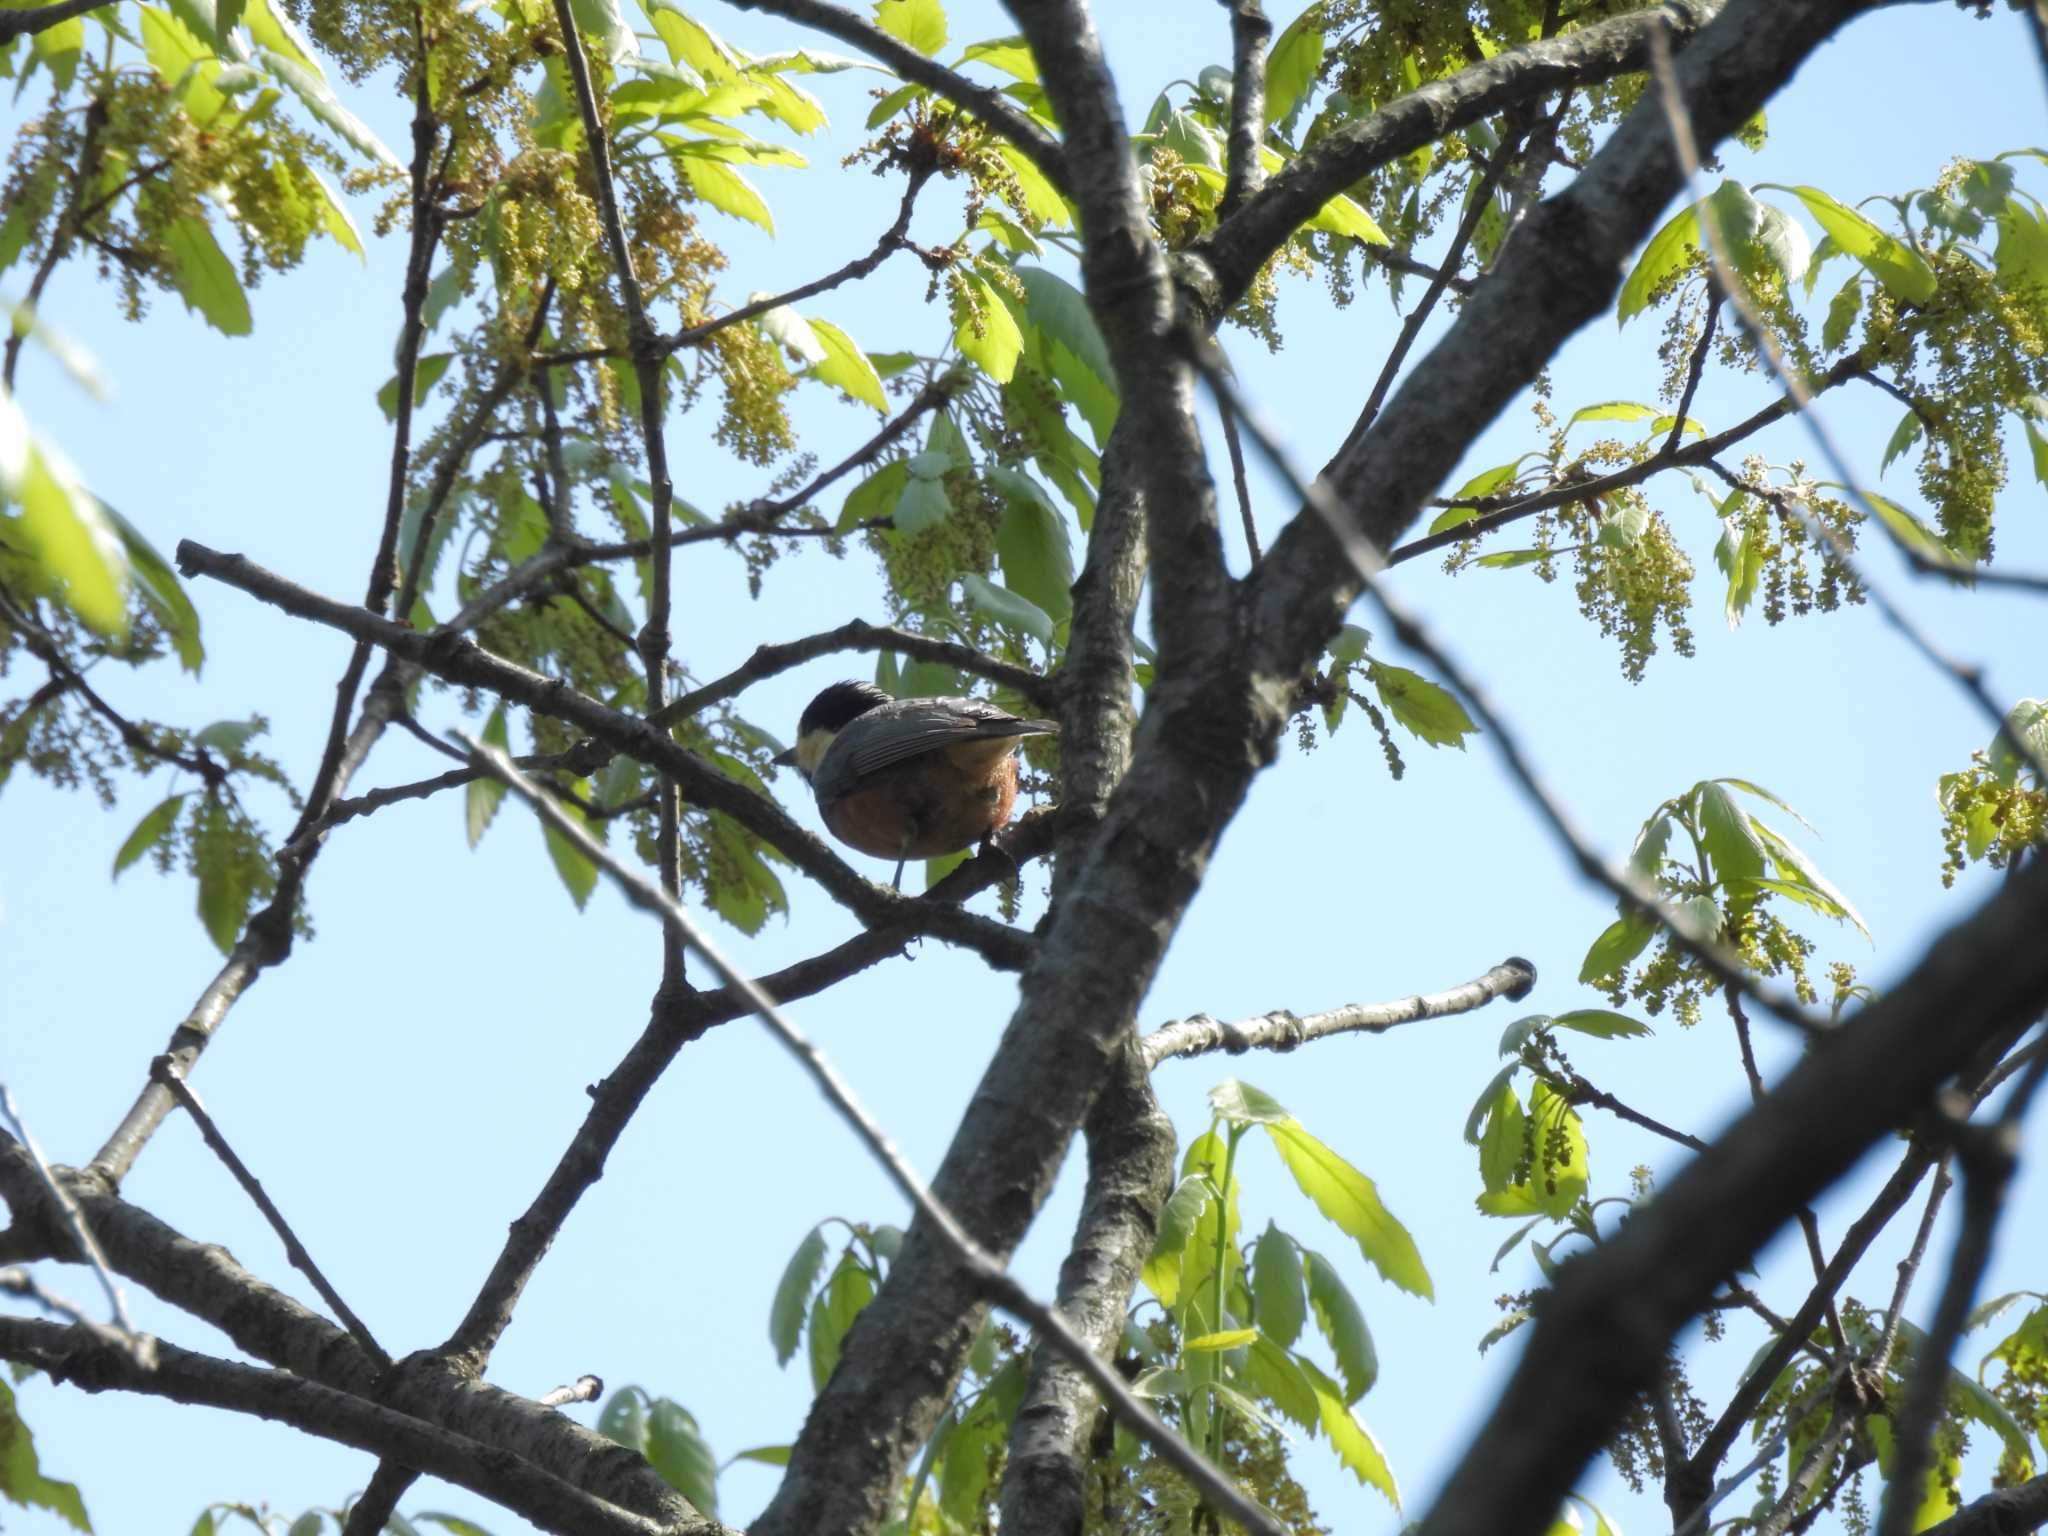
[798,679,892,737]
[775,680,893,777]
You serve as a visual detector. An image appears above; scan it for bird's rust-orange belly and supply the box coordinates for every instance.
[820,739,1023,859]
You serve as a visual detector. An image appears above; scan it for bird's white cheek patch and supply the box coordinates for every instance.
[794,728,836,780]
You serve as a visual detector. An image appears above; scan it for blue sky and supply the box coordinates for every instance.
[3,2,2046,1534]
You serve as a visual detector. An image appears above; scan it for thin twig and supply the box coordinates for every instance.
[148,1058,392,1371]
[0,1084,145,1351]
[1217,393,1262,563]
[539,1374,605,1408]
[0,1264,92,1323]
[1187,344,1822,1035]
[1141,956,1534,1068]
[458,734,1288,1536]
[1558,1070,1706,1153]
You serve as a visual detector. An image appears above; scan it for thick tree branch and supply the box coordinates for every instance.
[0,0,115,39]
[0,1318,694,1536]
[728,0,1069,194]
[1919,1475,2048,1536]
[1193,0,1722,309]
[1414,852,2048,1536]
[1218,0,1272,219]
[1141,955,1535,1068]
[175,540,1035,970]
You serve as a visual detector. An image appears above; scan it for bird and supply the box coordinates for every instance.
[773,680,1058,890]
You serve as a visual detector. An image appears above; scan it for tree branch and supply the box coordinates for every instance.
[727,0,1070,194]
[1141,955,1535,1068]
[0,1318,696,1536]
[1218,0,1272,219]
[0,0,115,40]
[1194,0,1722,309]
[174,540,1036,970]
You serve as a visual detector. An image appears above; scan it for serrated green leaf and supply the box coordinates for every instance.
[1243,1334,1319,1430]
[1298,1357,1399,1507]
[1775,183,1936,304]
[807,1253,875,1391]
[1695,780,1767,886]
[102,502,201,668]
[1822,271,1862,352]
[1368,663,1476,749]
[1477,1079,1523,1194]
[838,458,907,531]
[1252,1223,1306,1348]
[645,1400,717,1516]
[1565,400,1659,431]
[874,0,945,56]
[1618,201,1700,325]
[1989,699,2048,786]
[1210,1078,1293,1126]
[959,572,1052,642]
[677,155,773,231]
[804,317,885,411]
[1856,487,1954,565]
[955,273,1022,382]
[1264,3,1325,126]
[957,34,1036,82]
[113,794,186,877]
[1185,1328,1258,1352]
[162,214,252,337]
[769,1226,828,1366]
[1266,1121,1430,1298]
[1579,909,1655,982]
[1142,1174,1213,1306]
[542,792,599,911]
[1880,408,1923,475]
[193,796,250,955]
[259,48,402,168]
[1548,1009,1652,1040]
[466,708,510,848]
[991,466,1073,622]
[1300,1248,1377,1401]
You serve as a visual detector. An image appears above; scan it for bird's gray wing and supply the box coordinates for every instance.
[821,699,1052,790]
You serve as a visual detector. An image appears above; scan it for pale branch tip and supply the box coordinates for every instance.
[1140,955,1537,1068]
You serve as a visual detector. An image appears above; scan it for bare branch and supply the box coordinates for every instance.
[1218,0,1272,219]
[540,1375,605,1408]
[1919,1473,2048,1536]
[147,1057,391,1371]
[0,0,115,40]
[0,1317,693,1536]
[0,1086,144,1352]
[1141,955,1535,1068]
[0,1265,92,1324]
[727,0,1069,194]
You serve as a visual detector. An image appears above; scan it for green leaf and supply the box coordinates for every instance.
[1775,183,1937,304]
[1752,823,1870,938]
[807,1253,875,1391]
[412,1517,491,1536]
[959,572,1052,643]
[1142,1174,1213,1306]
[1708,180,1809,290]
[465,707,510,848]
[1695,780,1767,886]
[991,466,1073,622]
[1185,1328,1258,1352]
[647,1,742,78]
[1368,662,1476,749]
[1565,400,1659,432]
[113,794,187,877]
[1821,271,1862,352]
[1477,1079,1523,1194]
[993,142,1070,227]
[193,796,250,955]
[769,1226,828,1366]
[8,433,130,639]
[1548,1009,1652,1040]
[1305,189,1387,245]
[1713,515,1763,628]
[677,155,774,231]
[1300,1247,1378,1401]
[957,34,1036,83]
[1857,487,1954,565]
[1265,1120,1431,1298]
[728,1445,790,1467]
[1243,1334,1320,1430]
[1018,267,1116,441]
[892,473,950,535]
[1880,408,1922,475]
[542,793,600,911]
[1995,200,2048,321]
[955,273,1022,382]
[162,215,252,337]
[103,503,203,670]
[645,1400,717,1516]
[838,458,907,531]
[1263,3,1325,127]
[1579,909,1655,982]
[865,81,924,128]
[1209,1078,1293,1126]
[568,0,636,66]
[1298,1357,1399,1507]
[874,0,945,56]
[1989,699,2048,786]
[599,1386,649,1450]
[1618,200,1700,324]
[258,49,403,169]
[805,317,886,411]
[1251,1223,1306,1348]
[376,352,454,421]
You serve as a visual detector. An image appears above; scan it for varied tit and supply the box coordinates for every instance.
[773,680,1058,889]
